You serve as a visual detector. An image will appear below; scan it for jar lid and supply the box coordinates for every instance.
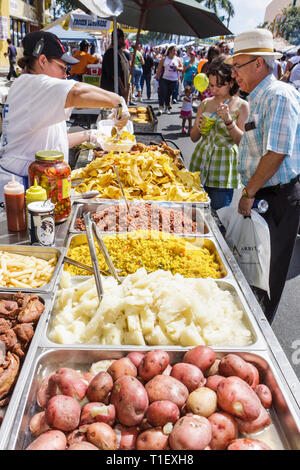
[35,150,64,161]
[27,200,55,212]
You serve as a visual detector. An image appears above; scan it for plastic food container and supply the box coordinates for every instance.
[96,119,136,152]
[28,151,71,223]
[200,112,216,135]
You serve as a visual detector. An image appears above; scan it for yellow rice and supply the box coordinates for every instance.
[65,230,223,279]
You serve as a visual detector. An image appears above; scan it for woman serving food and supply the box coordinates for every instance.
[0,31,130,200]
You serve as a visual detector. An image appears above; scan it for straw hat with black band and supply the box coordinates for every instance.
[225,29,282,65]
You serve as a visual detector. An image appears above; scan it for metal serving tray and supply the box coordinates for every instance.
[64,233,228,279]
[40,268,267,350]
[69,200,212,236]
[5,348,300,450]
[0,292,52,450]
[0,245,64,294]
[72,196,211,211]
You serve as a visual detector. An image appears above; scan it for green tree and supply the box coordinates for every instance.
[276,6,300,45]
[197,0,235,24]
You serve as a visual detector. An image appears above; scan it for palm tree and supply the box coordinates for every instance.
[197,0,235,24]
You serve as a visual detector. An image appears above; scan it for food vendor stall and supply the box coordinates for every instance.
[0,128,299,451]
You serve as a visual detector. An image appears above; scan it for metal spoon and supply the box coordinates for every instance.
[113,164,130,211]
[73,190,100,200]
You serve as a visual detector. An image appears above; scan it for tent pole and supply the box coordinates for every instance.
[126,1,148,102]
[113,16,119,94]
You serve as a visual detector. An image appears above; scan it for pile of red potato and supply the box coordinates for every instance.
[26,346,273,450]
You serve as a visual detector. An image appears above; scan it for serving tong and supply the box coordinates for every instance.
[110,103,123,142]
[83,212,122,303]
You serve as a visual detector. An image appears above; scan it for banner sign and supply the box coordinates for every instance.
[70,13,112,31]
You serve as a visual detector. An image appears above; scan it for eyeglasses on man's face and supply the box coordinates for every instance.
[231,57,257,75]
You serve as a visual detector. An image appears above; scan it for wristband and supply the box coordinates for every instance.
[84,130,90,142]
[225,119,234,126]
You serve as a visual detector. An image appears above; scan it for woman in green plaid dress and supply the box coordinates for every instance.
[190,57,249,210]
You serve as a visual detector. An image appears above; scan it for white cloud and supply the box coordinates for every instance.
[225,0,272,35]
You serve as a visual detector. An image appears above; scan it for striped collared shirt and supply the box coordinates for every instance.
[239,74,300,186]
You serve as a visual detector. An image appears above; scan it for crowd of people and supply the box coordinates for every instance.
[98,29,300,324]
[0,28,300,326]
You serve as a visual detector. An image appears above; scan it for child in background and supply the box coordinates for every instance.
[180,85,193,134]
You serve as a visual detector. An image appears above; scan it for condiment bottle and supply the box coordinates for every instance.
[4,175,26,232]
[25,179,47,228]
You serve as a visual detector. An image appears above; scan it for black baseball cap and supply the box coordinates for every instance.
[22,31,79,65]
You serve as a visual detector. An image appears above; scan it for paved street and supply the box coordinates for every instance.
[144,91,300,379]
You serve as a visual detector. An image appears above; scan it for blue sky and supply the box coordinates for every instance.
[226,0,272,35]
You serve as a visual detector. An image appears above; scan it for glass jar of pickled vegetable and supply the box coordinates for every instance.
[28,151,71,223]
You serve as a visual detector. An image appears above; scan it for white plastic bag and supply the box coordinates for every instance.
[217,206,271,297]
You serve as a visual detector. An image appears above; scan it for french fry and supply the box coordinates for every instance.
[0,251,57,288]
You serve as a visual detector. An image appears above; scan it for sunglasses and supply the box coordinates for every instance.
[231,57,257,74]
[51,58,68,73]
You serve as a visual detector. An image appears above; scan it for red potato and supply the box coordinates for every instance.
[49,368,87,401]
[136,428,169,450]
[66,425,89,446]
[227,438,272,450]
[86,422,118,450]
[146,400,180,427]
[81,372,95,385]
[145,375,189,408]
[45,395,81,432]
[80,402,115,426]
[186,387,217,418]
[138,350,170,382]
[248,363,260,389]
[126,351,145,368]
[37,373,55,409]
[236,406,271,434]
[204,359,221,378]
[26,430,67,450]
[107,357,137,381]
[169,415,212,450]
[183,346,216,372]
[255,384,273,409]
[218,354,259,388]
[217,376,262,422]
[114,424,139,450]
[208,412,238,450]
[170,363,206,392]
[110,376,149,426]
[206,375,225,392]
[86,371,113,403]
[29,411,51,437]
[68,442,99,450]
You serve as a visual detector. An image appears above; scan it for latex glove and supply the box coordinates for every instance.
[108,97,130,129]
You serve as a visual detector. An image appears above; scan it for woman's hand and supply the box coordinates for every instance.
[196,115,206,133]
[216,102,231,123]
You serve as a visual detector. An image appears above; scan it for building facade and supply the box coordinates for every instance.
[265,0,300,24]
[0,0,45,71]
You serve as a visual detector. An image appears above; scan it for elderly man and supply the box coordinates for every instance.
[225,29,300,323]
